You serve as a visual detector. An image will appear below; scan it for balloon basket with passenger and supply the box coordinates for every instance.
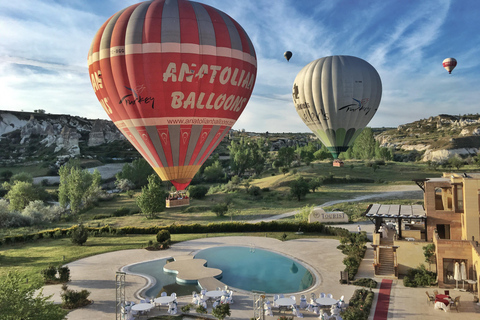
[166,190,189,208]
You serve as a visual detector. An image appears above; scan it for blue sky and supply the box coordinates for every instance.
[1,0,479,133]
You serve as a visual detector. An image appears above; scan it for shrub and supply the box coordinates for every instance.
[352,278,377,288]
[212,303,231,320]
[181,303,193,313]
[212,202,229,217]
[403,264,437,287]
[71,224,89,246]
[41,265,58,283]
[341,288,374,320]
[247,185,262,197]
[196,305,207,314]
[61,284,91,309]
[156,229,171,243]
[113,207,130,217]
[188,185,209,199]
[58,266,70,282]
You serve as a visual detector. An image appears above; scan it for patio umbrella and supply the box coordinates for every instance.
[460,261,467,290]
[454,261,461,289]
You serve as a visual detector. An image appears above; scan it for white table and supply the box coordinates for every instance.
[205,290,225,298]
[154,296,176,305]
[316,297,338,306]
[131,303,154,312]
[275,297,296,306]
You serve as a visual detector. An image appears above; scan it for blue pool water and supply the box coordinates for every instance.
[194,246,314,293]
[126,258,200,298]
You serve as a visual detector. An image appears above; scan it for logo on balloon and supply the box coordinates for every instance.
[119,86,155,109]
[339,98,372,115]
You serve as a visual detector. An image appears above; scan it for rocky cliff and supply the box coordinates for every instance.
[376,114,480,162]
[0,111,125,165]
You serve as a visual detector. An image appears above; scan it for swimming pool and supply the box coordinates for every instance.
[125,258,200,298]
[194,246,314,293]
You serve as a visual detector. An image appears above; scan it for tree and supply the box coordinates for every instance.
[277,146,295,167]
[314,144,332,160]
[289,176,310,201]
[0,271,68,320]
[447,155,464,170]
[5,181,48,212]
[294,204,314,222]
[203,160,225,182]
[308,177,322,193]
[58,164,103,214]
[212,202,229,217]
[228,138,252,176]
[351,127,376,160]
[296,142,317,165]
[136,174,166,218]
[115,158,154,188]
[9,172,33,184]
[71,224,89,246]
[188,185,208,199]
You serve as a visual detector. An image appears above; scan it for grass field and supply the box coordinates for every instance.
[1,159,467,284]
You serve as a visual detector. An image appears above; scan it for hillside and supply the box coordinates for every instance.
[1,111,479,169]
[376,114,480,162]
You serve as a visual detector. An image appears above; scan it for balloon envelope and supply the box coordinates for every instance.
[88,0,257,190]
[284,51,293,61]
[292,55,382,158]
[442,58,457,74]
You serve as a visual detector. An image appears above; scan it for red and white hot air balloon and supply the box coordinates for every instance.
[88,0,257,191]
[442,58,457,74]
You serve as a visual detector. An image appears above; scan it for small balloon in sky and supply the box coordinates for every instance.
[442,58,457,74]
[284,51,293,61]
[87,0,257,191]
[292,55,382,159]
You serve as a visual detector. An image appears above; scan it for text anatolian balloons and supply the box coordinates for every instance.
[292,55,382,158]
[88,0,257,190]
[442,58,457,74]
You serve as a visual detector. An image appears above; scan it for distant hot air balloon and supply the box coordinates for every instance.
[284,51,293,61]
[443,58,457,74]
[88,0,257,191]
[292,55,382,159]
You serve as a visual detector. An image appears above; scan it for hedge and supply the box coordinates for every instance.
[0,222,351,246]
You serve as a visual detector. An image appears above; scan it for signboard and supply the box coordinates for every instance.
[308,208,348,223]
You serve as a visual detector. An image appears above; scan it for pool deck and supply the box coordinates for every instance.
[41,232,480,319]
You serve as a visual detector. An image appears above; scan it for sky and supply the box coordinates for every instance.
[1,0,480,133]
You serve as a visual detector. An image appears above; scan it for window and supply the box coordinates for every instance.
[437,224,450,239]
[456,185,463,211]
[443,259,455,285]
[435,187,444,210]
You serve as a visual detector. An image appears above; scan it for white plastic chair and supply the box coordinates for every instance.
[327,293,333,299]
[320,292,325,298]
[290,295,297,307]
[292,306,304,318]
[192,292,199,305]
[299,295,308,309]
[161,292,167,297]
[168,302,177,315]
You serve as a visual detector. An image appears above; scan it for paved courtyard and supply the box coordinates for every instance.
[41,233,480,319]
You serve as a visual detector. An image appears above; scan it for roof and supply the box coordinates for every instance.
[365,204,426,219]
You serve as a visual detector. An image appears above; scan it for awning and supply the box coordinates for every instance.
[365,204,426,219]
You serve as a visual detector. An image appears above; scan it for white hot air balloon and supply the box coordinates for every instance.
[442,58,457,74]
[292,55,382,159]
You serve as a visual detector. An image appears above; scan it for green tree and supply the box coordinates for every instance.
[203,160,225,182]
[294,204,314,222]
[289,176,310,201]
[71,224,89,246]
[296,142,317,165]
[0,271,68,320]
[351,128,375,160]
[188,185,209,199]
[314,144,332,160]
[277,146,295,167]
[230,137,270,176]
[59,164,103,214]
[447,155,464,170]
[136,174,166,218]
[10,172,34,184]
[5,181,47,212]
[212,202,229,217]
[115,158,154,188]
